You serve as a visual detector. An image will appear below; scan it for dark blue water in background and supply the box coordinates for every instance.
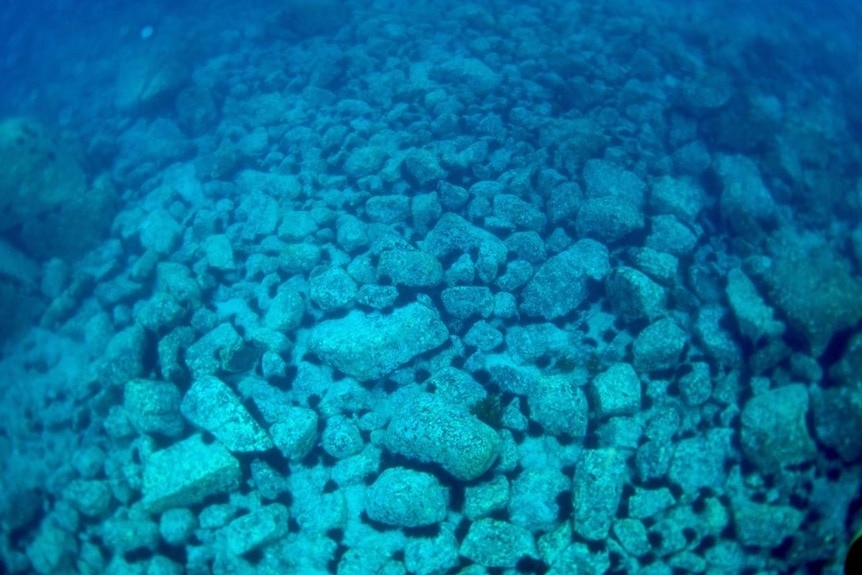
[2,1,862,573]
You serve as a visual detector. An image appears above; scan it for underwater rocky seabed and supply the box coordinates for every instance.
[2,0,862,573]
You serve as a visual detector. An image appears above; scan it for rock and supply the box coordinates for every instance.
[63,480,113,518]
[733,502,805,548]
[423,213,508,284]
[185,323,253,379]
[385,392,500,481]
[528,374,588,438]
[678,362,712,406]
[761,239,862,356]
[365,467,448,527]
[280,243,322,274]
[221,504,289,556]
[377,249,443,287]
[613,519,651,557]
[627,247,678,286]
[628,487,676,520]
[740,384,816,473]
[94,272,146,307]
[26,519,77,575]
[606,266,667,325]
[236,191,279,241]
[463,320,504,352]
[520,239,609,320]
[139,208,182,255]
[582,159,646,207]
[101,513,159,557]
[309,266,357,311]
[491,194,547,232]
[506,324,568,365]
[159,508,197,546]
[460,518,537,568]
[321,415,364,459]
[308,303,448,381]
[632,318,687,373]
[355,284,399,310]
[124,378,184,437]
[671,140,712,176]
[668,429,734,495]
[336,214,369,252]
[404,531,460,575]
[649,176,706,223]
[158,327,196,383]
[0,241,39,290]
[572,449,628,541]
[726,267,784,344]
[411,192,443,236]
[142,434,241,514]
[591,363,642,418]
[203,234,236,271]
[547,181,583,224]
[441,286,495,320]
[677,72,734,115]
[269,406,318,461]
[713,154,777,237]
[493,292,518,319]
[135,292,186,333]
[645,215,699,256]
[343,145,388,180]
[812,335,862,462]
[575,196,644,244]
[433,57,500,95]
[693,305,744,368]
[156,262,201,308]
[464,476,510,521]
[180,375,273,452]
[508,468,570,532]
[487,363,537,396]
[115,119,194,188]
[403,148,446,186]
[97,324,146,388]
[425,367,486,406]
[263,288,305,332]
[438,182,469,210]
[366,194,411,224]
[504,232,547,265]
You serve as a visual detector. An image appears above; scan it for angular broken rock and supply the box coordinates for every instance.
[308,303,448,381]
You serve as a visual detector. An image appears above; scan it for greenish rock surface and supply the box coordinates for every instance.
[180,375,273,452]
[460,518,537,568]
[124,378,184,437]
[762,239,862,356]
[221,504,289,556]
[385,392,500,481]
[308,303,448,381]
[142,434,241,514]
[365,467,448,527]
[740,384,816,473]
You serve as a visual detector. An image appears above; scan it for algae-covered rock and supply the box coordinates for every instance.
[385,392,500,481]
[0,117,114,260]
[308,303,449,381]
[761,236,862,356]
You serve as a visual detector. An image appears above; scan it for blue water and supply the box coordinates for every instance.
[2,0,862,573]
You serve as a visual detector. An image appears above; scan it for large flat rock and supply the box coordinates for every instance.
[308,303,448,381]
[142,434,241,514]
